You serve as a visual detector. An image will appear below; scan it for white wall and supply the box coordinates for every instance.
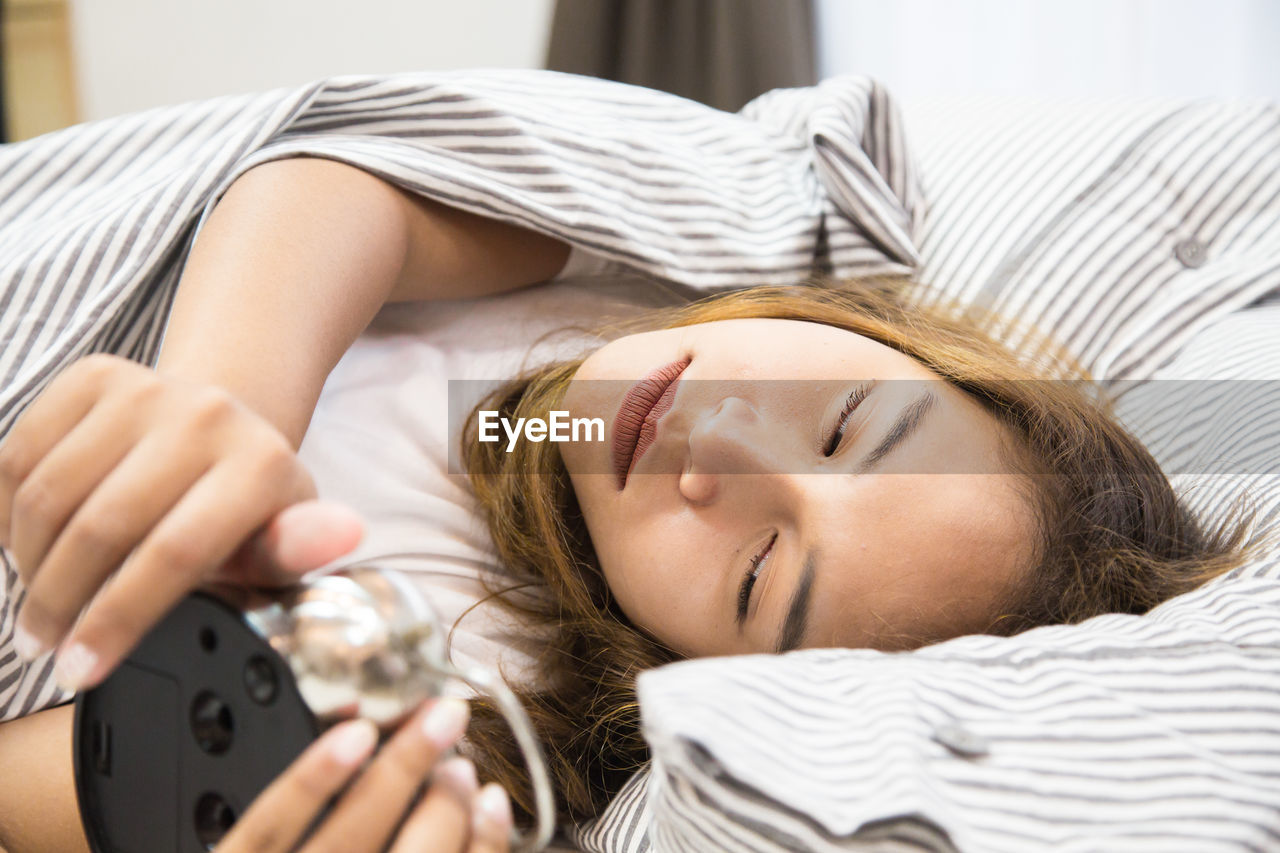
[68,0,556,121]
[71,0,1280,124]
[817,0,1280,102]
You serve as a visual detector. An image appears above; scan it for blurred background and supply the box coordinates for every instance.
[2,0,1278,142]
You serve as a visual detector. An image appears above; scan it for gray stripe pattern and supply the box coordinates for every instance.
[0,68,912,755]
[576,95,1280,851]
[3,72,1279,851]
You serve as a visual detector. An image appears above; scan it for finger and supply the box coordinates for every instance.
[298,697,471,853]
[216,719,378,853]
[0,357,119,548]
[467,784,514,853]
[50,455,314,692]
[215,500,366,587]
[387,758,478,853]
[7,398,138,582]
[13,424,213,657]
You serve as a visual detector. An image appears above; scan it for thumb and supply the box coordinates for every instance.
[220,500,366,586]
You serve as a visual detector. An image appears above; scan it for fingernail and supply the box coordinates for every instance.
[275,502,365,571]
[421,698,469,749]
[274,506,325,569]
[328,719,378,767]
[435,756,478,797]
[13,622,49,662]
[53,642,98,691]
[475,783,513,832]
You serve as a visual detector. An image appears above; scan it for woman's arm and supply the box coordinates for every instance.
[0,699,513,853]
[5,154,572,663]
[155,155,570,446]
[0,705,85,853]
[0,158,567,851]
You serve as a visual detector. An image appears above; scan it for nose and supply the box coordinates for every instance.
[679,396,787,505]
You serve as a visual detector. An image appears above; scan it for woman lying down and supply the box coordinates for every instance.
[0,157,1253,852]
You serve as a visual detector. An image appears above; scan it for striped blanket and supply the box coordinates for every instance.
[2,70,1279,851]
[575,93,1280,852]
[0,69,914,718]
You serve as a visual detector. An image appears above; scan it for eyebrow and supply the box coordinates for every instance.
[775,549,816,653]
[856,390,937,474]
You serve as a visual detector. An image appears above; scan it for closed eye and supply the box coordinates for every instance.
[736,532,776,625]
[824,382,872,456]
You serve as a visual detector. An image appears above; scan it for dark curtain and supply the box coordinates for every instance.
[545,0,817,113]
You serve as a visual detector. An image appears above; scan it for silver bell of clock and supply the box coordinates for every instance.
[213,565,556,852]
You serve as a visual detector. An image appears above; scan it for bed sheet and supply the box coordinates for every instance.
[2,71,1278,851]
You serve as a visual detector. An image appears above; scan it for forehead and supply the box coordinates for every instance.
[805,469,1039,651]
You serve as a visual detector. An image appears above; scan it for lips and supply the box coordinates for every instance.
[612,357,690,488]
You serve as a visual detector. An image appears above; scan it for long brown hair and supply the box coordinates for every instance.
[460,278,1254,827]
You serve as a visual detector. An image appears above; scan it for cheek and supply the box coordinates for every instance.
[584,508,728,654]
[593,511,681,619]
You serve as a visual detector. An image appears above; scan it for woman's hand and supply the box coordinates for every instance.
[0,353,365,691]
[217,698,513,853]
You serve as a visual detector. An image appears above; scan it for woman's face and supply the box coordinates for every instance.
[558,318,1038,657]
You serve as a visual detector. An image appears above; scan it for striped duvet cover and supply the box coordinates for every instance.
[1,70,1278,851]
[576,92,1280,852]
